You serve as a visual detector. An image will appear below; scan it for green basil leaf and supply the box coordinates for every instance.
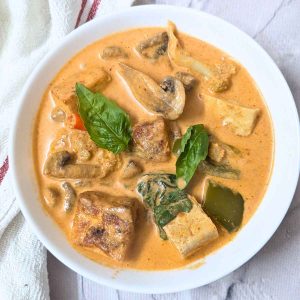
[172,126,194,156]
[137,174,193,240]
[176,124,209,189]
[76,83,131,154]
[179,126,192,153]
[172,138,182,156]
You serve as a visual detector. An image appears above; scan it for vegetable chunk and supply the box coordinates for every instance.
[137,174,193,240]
[137,174,218,256]
[203,180,244,232]
[133,118,170,162]
[43,151,106,179]
[48,131,121,177]
[203,94,260,136]
[164,196,218,258]
[62,181,76,212]
[51,67,111,114]
[136,32,169,60]
[175,72,197,91]
[208,142,226,163]
[167,21,235,93]
[199,160,240,180]
[101,46,128,59]
[72,191,138,261]
[119,63,185,120]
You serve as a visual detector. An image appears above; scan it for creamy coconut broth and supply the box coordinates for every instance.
[33,23,273,270]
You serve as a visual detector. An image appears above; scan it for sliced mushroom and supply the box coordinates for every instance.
[121,160,142,179]
[74,179,92,187]
[136,32,169,60]
[160,76,176,93]
[44,186,60,207]
[167,21,211,77]
[167,21,235,93]
[101,46,128,59]
[62,182,76,212]
[119,63,185,120]
[175,72,197,91]
[51,107,66,122]
[43,151,105,179]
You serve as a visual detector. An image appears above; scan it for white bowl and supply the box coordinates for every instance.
[9,5,300,294]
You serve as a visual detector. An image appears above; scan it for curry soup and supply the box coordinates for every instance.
[33,23,273,270]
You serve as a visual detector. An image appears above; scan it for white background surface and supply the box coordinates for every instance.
[48,0,300,299]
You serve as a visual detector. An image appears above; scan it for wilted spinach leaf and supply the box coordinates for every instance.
[137,174,193,239]
[76,83,131,154]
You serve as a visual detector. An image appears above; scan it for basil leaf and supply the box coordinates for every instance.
[172,127,193,156]
[172,138,182,155]
[137,174,193,240]
[76,83,131,154]
[176,124,209,189]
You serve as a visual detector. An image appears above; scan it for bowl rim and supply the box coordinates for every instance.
[9,4,300,293]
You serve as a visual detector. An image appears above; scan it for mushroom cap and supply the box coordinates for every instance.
[119,63,185,120]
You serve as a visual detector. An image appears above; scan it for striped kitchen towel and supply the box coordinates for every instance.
[0,1,133,299]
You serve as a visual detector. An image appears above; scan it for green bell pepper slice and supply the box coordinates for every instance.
[203,180,244,232]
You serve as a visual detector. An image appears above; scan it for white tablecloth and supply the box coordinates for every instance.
[46,0,300,299]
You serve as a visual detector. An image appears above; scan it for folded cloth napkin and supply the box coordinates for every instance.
[0,0,133,299]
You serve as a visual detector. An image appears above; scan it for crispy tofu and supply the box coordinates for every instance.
[72,191,137,261]
[132,118,170,161]
[164,196,218,258]
[203,94,260,136]
[51,67,111,114]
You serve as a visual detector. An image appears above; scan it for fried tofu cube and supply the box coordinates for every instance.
[132,118,170,161]
[203,94,260,136]
[51,67,111,114]
[164,196,218,258]
[72,191,137,261]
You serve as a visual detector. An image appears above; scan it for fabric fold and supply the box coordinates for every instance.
[0,0,133,299]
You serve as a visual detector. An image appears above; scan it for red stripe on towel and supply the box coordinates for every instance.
[75,0,88,28]
[0,156,9,185]
[86,0,101,22]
